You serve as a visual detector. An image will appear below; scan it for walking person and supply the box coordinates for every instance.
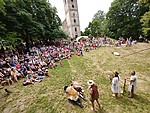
[87,80,101,111]
[111,70,120,98]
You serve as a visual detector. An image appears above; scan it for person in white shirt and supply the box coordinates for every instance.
[112,70,120,98]
[127,71,137,98]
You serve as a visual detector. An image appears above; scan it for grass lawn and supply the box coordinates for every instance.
[0,42,150,113]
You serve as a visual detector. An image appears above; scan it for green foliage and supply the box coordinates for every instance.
[83,0,149,39]
[139,0,150,37]
[5,32,22,47]
[84,10,105,37]
[0,0,66,49]
[106,0,145,39]
[0,0,6,15]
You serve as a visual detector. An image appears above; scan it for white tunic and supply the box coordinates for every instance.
[128,75,137,93]
[112,77,120,93]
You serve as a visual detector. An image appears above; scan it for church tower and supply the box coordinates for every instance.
[63,0,81,38]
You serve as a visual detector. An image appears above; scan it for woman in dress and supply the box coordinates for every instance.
[112,70,120,98]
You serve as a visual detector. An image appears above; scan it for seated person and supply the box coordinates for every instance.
[43,68,51,77]
[11,68,18,82]
[37,69,45,79]
[5,70,14,85]
[0,72,7,86]
[64,85,84,108]
[71,81,82,92]
[23,79,33,86]
[71,81,86,100]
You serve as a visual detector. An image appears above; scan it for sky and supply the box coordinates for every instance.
[49,0,114,31]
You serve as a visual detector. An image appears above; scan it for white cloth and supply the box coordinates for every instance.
[112,77,120,93]
[128,75,137,93]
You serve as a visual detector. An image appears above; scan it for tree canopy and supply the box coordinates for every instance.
[82,0,149,40]
[0,0,67,51]
[139,0,150,37]
[84,10,105,37]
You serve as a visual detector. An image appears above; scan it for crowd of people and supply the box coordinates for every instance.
[0,37,138,111]
[1,37,135,86]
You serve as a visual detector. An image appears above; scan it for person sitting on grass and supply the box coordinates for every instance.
[71,81,86,100]
[64,85,84,108]
[42,68,51,78]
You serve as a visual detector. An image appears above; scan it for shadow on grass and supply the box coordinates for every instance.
[96,107,107,113]
[0,94,9,100]
[134,94,150,104]
[115,94,150,108]
[68,99,84,108]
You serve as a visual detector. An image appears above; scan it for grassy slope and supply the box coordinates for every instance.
[0,43,150,113]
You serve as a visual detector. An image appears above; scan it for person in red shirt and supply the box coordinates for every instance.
[87,80,101,111]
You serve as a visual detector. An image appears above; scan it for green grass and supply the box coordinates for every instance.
[0,42,150,113]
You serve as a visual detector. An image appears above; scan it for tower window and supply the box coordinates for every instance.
[71,0,73,2]
[75,27,77,31]
[74,19,76,23]
[75,34,78,38]
[73,13,75,17]
[72,5,74,8]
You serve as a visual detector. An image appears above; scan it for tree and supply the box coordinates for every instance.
[0,0,6,15]
[106,0,146,40]
[0,0,67,51]
[139,0,150,37]
[84,10,105,37]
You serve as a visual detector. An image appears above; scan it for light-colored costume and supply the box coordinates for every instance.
[112,76,120,93]
[128,75,137,93]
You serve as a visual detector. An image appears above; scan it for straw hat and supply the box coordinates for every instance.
[87,80,94,86]
[114,70,119,75]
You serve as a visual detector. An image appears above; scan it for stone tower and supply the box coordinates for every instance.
[62,0,81,38]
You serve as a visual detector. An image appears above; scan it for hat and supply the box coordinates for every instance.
[114,70,119,75]
[87,80,94,86]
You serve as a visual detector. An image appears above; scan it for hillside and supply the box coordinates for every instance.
[0,42,150,113]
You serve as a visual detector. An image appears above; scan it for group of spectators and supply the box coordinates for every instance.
[0,37,137,87]
[0,43,75,86]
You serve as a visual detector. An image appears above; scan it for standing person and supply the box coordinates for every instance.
[111,70,120,98]
[127,71,137,98]
[87,80,101,111]
[129,37,132,46]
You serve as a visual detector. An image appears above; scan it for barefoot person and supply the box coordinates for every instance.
[87,80,101,111]
[126,71,137,98]
[111,70,120,98]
